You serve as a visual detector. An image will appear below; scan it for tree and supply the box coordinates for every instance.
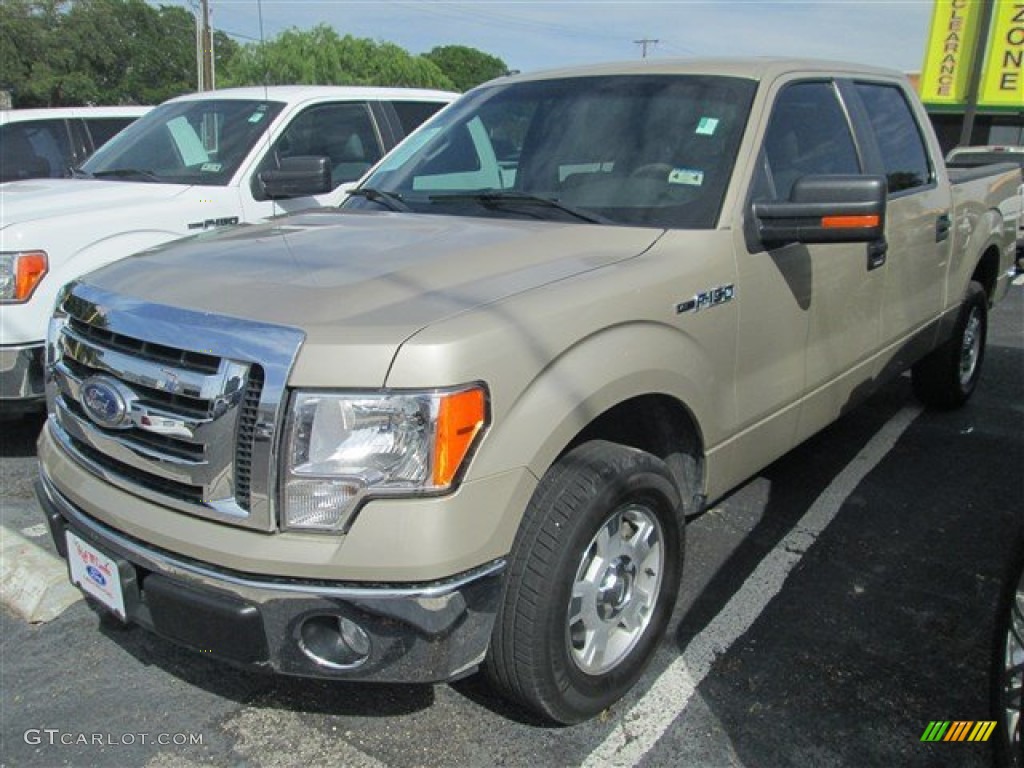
[0,0,240,107]
[221,24,455,90]
[423,45,509,92]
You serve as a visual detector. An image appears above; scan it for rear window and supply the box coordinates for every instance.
[0,120,72,181]
[390,101,448,136]
[84,117,138,149]
[854,83,932,194]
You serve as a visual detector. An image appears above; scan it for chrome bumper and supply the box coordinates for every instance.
[0,343,45,408]
[37,470,504,683]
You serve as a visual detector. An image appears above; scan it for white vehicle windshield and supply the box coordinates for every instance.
[349,75,756,228]
[81,99,285,185]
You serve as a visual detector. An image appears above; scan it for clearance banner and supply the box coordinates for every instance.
[978,0,1024,107]
[920,0,983,105]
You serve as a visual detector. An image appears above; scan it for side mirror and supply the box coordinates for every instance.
[754,175,887,245]
[259,155,332,199]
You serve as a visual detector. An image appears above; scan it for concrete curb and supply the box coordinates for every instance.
[0,523,81,623]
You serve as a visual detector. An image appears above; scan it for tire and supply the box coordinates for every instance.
[912,280,988,409]
[993,540,1024,768]
[485,440,684,724]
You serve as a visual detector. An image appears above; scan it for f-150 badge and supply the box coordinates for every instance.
[676,284,735,314]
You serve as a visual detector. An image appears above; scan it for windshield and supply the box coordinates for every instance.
[81,99,285,185]
[348,75,755,228]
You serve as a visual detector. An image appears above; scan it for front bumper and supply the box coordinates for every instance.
[36,472,504,683]
[0,343,45,409]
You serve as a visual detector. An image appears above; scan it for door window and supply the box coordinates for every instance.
[754,81,861,202]
[854,83,932,193]
[259,103,383,195]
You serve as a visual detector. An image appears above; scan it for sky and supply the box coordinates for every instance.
[157,0,938,76]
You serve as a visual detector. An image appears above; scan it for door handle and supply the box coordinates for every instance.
[867,238,888,270]
[936,213,952,242]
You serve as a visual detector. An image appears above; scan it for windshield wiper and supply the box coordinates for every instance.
[69,166,92,179]
[91,168,162,183]
[427,191,610,224]
[348,187,410,212]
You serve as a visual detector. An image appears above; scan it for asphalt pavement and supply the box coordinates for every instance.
[1,283,1021,768]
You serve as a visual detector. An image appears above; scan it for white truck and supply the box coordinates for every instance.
[0,85,456,412]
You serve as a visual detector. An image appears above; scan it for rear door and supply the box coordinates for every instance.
[845,80,952,370]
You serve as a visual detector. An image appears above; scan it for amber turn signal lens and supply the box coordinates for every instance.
[15,251,49,301]
[821,215,880,229]
[432,387,487,487]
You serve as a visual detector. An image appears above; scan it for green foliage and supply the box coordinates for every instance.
[0,5,505,106]
[221,24,455,90]
[0,0,239,107]
[424,45,509,92]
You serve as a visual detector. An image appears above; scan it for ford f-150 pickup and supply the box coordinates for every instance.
[0,85,456,411]
[35,59,1019,723]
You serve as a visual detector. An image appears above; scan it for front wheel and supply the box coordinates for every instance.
[485,440,684,724]
[912,280,988,409]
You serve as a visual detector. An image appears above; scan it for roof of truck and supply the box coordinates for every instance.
[490,57,905,86]
[165,85,459,105]
[0,105,151,125]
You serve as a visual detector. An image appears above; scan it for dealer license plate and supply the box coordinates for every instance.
[66,530,126,619]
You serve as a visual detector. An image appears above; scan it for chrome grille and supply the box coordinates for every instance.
[46,282,305,532]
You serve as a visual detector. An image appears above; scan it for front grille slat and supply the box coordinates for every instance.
[233,365,264,512]
[68,316,220,374]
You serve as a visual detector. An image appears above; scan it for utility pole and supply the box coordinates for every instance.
[634,38,659,59]
[196,0,214,91]
[959,0,995,147]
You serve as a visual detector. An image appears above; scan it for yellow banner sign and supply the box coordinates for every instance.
[979,0,1024,107]
[921,0,983,105]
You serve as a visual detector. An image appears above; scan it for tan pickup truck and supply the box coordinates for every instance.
[36,59,1019,723]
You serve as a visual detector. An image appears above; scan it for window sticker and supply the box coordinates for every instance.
[696,117,719,136]
[248,111,266,124]
[668,167,704,186]
[201,162,223,173]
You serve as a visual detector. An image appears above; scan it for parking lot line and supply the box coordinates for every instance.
[582,404,923,768]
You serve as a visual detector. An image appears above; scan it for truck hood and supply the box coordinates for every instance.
[0,179,190,227]
[80,209,662,383]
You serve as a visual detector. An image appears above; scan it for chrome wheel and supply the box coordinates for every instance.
[567,503,665,675]
[1001,570,1024,764]
[959,307,983,389]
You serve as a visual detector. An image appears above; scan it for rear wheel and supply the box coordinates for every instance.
[485,440,684,724]
[912,280,987,409]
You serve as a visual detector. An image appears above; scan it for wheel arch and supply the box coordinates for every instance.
[471,321,716,518]
[970,242,1002,306]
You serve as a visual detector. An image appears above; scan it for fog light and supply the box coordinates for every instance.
[298,615,371,669]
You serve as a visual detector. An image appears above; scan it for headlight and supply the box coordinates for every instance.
[0,251,48,303]
[282,385,488,531]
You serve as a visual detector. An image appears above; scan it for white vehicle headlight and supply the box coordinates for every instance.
[0,250,48,303]
[282,386,487,531]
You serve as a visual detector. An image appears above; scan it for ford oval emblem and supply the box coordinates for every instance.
[80,375,136,430]
[85,565,107,587]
